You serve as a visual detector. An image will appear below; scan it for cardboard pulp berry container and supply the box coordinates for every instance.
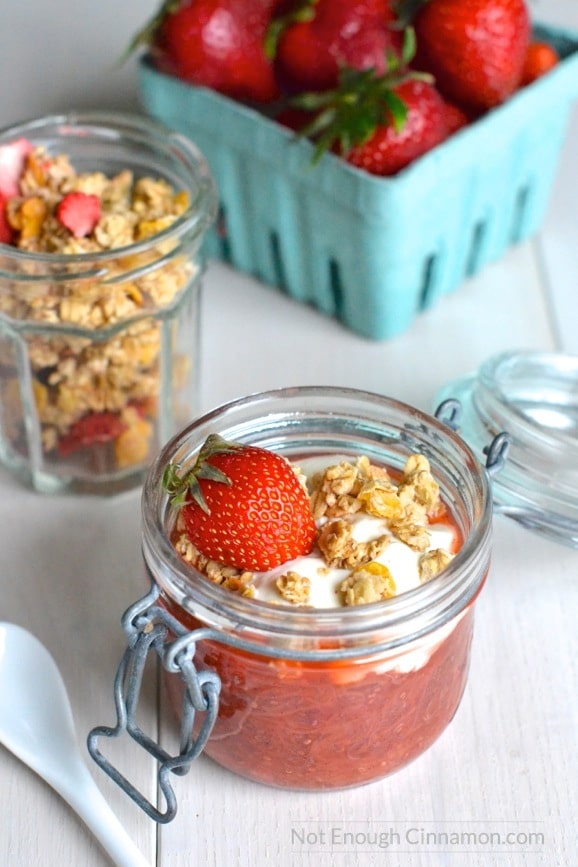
[138,23,578,341]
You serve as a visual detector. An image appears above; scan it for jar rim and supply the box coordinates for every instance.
[0,111,217,270]
[141,386,493,654]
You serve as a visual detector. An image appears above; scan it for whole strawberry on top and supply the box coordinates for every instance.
[164,434,316,571]
[272,0,403,93]
[413,0,531,111]
[132,0,280,103]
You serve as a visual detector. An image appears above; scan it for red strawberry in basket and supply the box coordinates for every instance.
[135,0,280,103]
[413,0,531,112]
[288,32,449,176]
[441,98,471,135]
[273,0,403,93]
[520,41,560,87]
[164,433,316,571]
[343,78,449,175]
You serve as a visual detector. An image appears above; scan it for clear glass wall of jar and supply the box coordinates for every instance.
[136,387,493,792]
[0,113,217,494]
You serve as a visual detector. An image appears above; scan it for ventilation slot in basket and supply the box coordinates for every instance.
[328,259,345,317]
[510,185,531,243]
[269,231,287,291]
[215,205,232,262]
[466,221,487,276]
[418,254,438,311]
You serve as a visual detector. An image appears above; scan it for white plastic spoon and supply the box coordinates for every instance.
[0,622,151,867]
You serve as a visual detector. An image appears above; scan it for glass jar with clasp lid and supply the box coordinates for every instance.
[87,386,508,819]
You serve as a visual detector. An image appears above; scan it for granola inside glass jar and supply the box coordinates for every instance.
[0,112,217,494]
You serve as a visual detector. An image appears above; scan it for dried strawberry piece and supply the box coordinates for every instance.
[128,396,158,419]
[0,194,13,244]
[0,138,34,197]
[55,191,101,238]
[58,411,127,457]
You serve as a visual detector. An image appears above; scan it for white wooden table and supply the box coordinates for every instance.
[1,2,577,865]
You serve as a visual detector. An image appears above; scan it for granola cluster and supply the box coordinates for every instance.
[0,145,196,468]
[173,453,456,607]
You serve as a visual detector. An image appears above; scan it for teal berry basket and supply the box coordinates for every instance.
[138,23,578,341]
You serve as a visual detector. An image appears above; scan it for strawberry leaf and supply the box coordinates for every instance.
[400,24,417,66]
[287,32,423,162]
[186,476,210,515]
[196,463,232,485]
[121,0,181,62]
[162,462,189,505]
[382,91,409,133]
[163,433,241,511]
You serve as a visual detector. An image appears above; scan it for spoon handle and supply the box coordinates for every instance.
[46,756,152,867]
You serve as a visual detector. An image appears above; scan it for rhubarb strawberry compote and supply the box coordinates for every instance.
[138,387,494,791]
[0,113,216,494]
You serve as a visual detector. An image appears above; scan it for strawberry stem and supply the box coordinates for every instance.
[391,0,431,29]
[265,0,319,60]
[163,433,241,512]
[121,0,181,63]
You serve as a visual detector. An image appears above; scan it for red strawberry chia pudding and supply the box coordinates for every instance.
[118,387,494,794]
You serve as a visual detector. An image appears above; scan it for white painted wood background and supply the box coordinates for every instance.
[1,1,577,865]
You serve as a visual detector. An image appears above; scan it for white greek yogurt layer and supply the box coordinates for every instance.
[252,455,456,609]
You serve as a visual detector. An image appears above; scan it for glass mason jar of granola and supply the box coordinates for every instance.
[89,387,499,807]
[0,112,217,494]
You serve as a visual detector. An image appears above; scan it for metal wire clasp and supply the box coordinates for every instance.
[87,582,221,824]
[434,398,511,476]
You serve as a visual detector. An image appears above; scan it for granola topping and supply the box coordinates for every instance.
[172,453,459,608]
[275,572,311,606]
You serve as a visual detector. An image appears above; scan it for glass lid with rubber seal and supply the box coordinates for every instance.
[436,349,578,548]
